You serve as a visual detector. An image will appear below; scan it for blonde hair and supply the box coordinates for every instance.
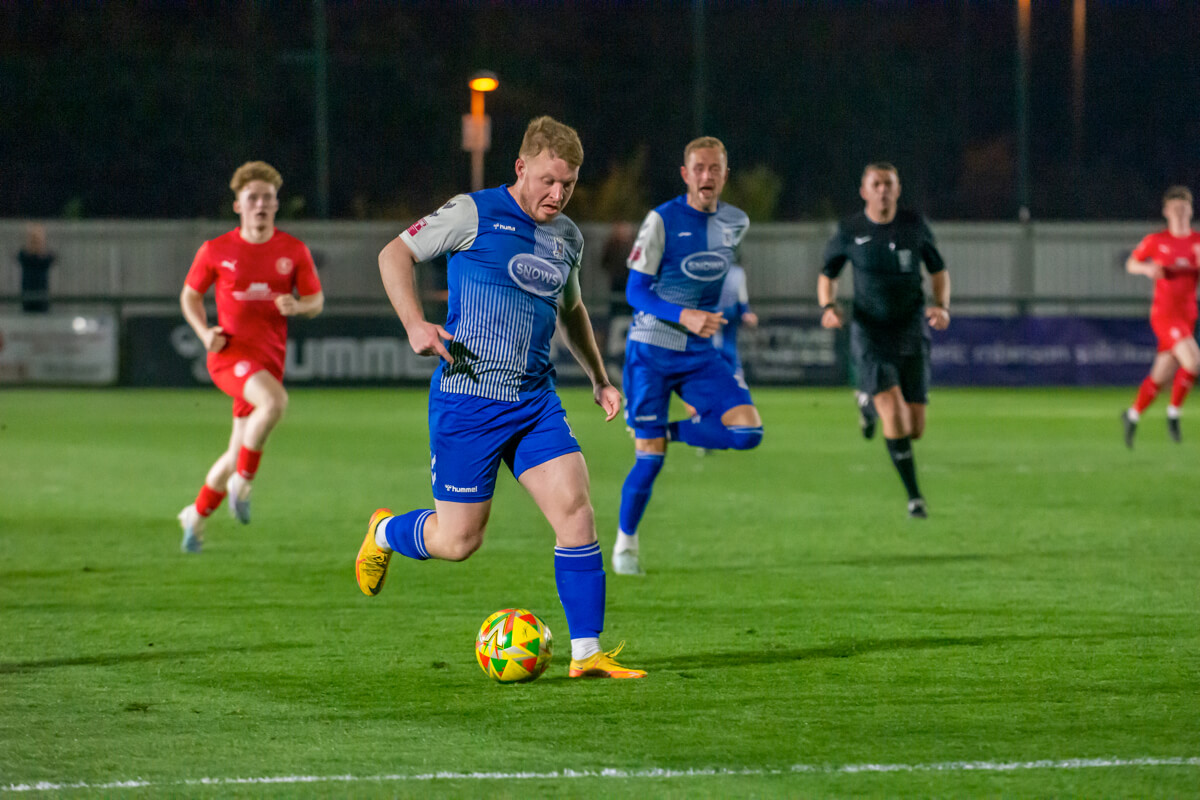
[684,136,727,165]
[862,162,899,181]
[1163,185,1193,205]
[230,161,283,194]
[519,116,584,169]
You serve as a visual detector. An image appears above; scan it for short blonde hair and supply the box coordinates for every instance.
[520,116,584,169]
[1163,185,1193,205]
[230,161,283,194]
[684,136,727,165]
[862,162,899,181]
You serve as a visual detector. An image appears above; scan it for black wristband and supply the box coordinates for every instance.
[822,302,837,311]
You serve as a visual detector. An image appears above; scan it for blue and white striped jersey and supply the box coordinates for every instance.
[627,195,749,352]
[712,264,750,361]
[400,186,584,402]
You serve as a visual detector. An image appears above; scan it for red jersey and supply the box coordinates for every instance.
[185,229,321,370]
[1131,229,1200,322]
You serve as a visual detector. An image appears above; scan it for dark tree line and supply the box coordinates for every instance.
[1,3,1197,222]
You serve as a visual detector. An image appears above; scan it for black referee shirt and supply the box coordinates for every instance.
[821,209,946,353]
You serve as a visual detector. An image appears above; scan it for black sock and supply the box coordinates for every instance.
[885,436,922,500]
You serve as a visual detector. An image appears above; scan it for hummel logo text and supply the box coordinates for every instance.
[443,484,479,493]
[493,223,517,232]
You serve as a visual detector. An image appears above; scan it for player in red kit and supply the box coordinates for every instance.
[1121,186,1200,448]
[177,161,324,552]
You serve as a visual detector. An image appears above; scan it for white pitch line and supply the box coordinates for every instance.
[4,757,1199,793]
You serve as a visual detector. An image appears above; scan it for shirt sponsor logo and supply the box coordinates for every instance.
[678,231,692,237]
[634,414,658,422]
[276,257,293,275]
[680,251,730,282]
[443,483,479,494]
[508,253,566,297]
[493,222,518,232]
[219,259,237,271]
[232,282,276,302]
[854,236,872,245]
[407,218,428,237]
[898,249,913,271]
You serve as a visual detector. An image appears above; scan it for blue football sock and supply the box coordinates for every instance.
[383,509,433,561]
[668,414,763,451]
[618,452,665,536]
[554,543,605,640]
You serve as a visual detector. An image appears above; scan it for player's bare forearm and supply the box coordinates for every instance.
[930,270,950,309]
[558,299,610,388]
[817,274,838,307]
[296,291,324,318]
[817,274,843,328]
[379,237,427,328]
[1126,257,1163,280]
[925,270,952,330]
[180,285,226,352]
[277,291,325,318]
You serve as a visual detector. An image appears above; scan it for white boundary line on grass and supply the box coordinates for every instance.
[5,757,1199,792]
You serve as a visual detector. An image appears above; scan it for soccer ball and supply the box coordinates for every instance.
[475,608,553,683]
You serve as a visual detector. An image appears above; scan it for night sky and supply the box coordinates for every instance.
[2,3,1197,222]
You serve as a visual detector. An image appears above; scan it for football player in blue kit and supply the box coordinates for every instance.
[612,137,765,576]
[355,117,645,679]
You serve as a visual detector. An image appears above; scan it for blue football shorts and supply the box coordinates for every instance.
[623,339,754,439]
[427,389,581,503]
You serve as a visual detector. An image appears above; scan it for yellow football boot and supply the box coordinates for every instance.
[568,641,647,679]
[355,508,394,596]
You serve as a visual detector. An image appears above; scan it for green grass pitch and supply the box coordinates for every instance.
[1,386,1197,798]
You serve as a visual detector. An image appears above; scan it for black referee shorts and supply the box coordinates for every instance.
[851,325,930,404]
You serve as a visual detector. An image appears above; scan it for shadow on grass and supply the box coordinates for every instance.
[638,631,1149,671]
[0,642,310,674]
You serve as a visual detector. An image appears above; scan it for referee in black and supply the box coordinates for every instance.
[818,162,950,518]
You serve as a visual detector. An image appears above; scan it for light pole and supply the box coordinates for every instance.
[463,71,499,192]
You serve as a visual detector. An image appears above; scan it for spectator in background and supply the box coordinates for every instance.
[17,223,54,312]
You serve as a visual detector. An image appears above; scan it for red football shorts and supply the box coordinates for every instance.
[1150,315,1196,353]
[207,351,282,418]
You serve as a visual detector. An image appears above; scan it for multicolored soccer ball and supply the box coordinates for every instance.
[475,608,553,683]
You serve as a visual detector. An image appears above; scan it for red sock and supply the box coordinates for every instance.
[1170,368,1197,407]
[236,447,262,480]
[1132,376,1162,413]
[195,485,226,517]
